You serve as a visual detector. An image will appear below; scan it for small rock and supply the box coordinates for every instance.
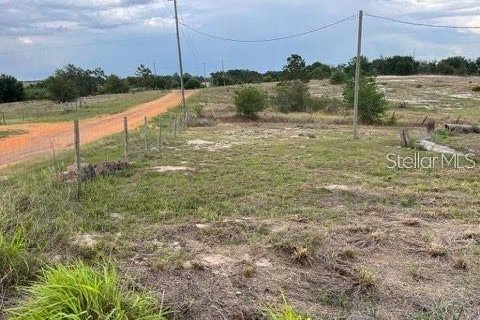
[151,166,195,173]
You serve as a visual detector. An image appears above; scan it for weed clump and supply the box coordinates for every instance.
[0,229,37,290]
[267,295,311,320]
[472,85,480,92]
[8,261,166,320]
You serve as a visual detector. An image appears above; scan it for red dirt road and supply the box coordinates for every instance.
[0,90,195,169]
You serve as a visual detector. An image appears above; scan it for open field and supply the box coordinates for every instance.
[0,90,167,124]
[1,76,480,319]
[188,75,480,127]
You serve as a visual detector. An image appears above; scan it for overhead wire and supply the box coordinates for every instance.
[365,13,480,29]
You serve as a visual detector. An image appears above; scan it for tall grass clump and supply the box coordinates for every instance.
[8,261,166,320]
[266,295,311,320]
[0,229,35,289]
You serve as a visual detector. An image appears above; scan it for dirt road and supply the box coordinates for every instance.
[0,90,195,168]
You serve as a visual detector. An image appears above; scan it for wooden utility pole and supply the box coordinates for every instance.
[173,0,187,123]
[353,10,363,140]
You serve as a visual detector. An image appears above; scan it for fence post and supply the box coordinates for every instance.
[169,117,173,140]
[144,116,148,156]
[158,118,162,153]
[123,117,128,162]
[174,115,177,139]
[74,120,81,200]
[1,111,5,125]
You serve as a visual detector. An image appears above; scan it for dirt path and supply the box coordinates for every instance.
[0,90,196,168]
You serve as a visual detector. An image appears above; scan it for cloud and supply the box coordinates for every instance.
[18,36,35,45]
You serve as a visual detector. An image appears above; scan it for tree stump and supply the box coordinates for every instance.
[425,119,435,134]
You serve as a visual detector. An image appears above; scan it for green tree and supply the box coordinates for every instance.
[0,75,24,103]
[234,86,267,117]
[102,75,129,94]
[45,76,79,102]
[184,77,202,89]
[283,54,307,81]
[343,77,388,124]
[275,80,311,113]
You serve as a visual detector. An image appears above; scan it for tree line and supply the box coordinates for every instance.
[0,64,205,103]
[2,55,480,103]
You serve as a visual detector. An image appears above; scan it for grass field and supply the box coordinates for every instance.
[0,90,167,124]
[1,76,480,319]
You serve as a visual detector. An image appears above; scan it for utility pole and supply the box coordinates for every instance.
[203,62,207,86]
[353,10,363,140]
[222,59,226,87]
[153,61,157,77]
[173,0,187,122]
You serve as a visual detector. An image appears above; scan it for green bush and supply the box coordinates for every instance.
[472,85,480,92]
[329,70,346,84]
[234,86,267,117]
[46,76,79,102]
[0,229,35,289]
[275,80,310,113]
[184,77,202,89]
[309,96,345,113]
[8,262,166,320]
[343,76,388,124]
[103,75,130,94]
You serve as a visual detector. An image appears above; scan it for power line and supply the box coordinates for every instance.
[365,13,480,29]
[0,32,176,56]
[179,14,357,43]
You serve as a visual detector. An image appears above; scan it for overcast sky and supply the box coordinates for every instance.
[1,0,480,80]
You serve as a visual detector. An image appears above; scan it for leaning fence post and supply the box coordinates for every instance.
[123,117,128,162]
[74,120,81,200]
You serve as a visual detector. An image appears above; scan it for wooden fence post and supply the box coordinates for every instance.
[174,115,177,139]
[74,120,81,200]
[158,118,162,152]
[144,116,148,155]
[123,117,128,162]
[1,111,5,125]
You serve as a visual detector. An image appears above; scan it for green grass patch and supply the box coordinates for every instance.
[8,261,166,320]
[0,129,27,139]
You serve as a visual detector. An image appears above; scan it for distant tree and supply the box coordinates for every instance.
[372,56,419,75]
[436,56,476,76]
[184,77,202,89]
[45,76,79,102]
[52,64,105,97]
[343,76,388,124]
[234,86,267,117]
[308,62,332,80]
[0,75,24,103]
[134,64,154,88]
[211,72,234,86]
[329,69,346,84]
[344,56,373,77]
[283,54,307,81]
[102,75,129,94]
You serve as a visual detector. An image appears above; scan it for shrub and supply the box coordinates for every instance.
[8,262,166,320]
[0,74,24,103]
[234,86,267,117]
[184,77,202,89]
[46,76,79,102]
[309,96,345,113]
[275,80,310,113]
[0,229,35,289]
[472,85,480,92]
[343,76,388,124]
[329,70,346,84]
[103,75,129,94]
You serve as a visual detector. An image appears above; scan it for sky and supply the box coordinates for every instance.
[1,0,480,80]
